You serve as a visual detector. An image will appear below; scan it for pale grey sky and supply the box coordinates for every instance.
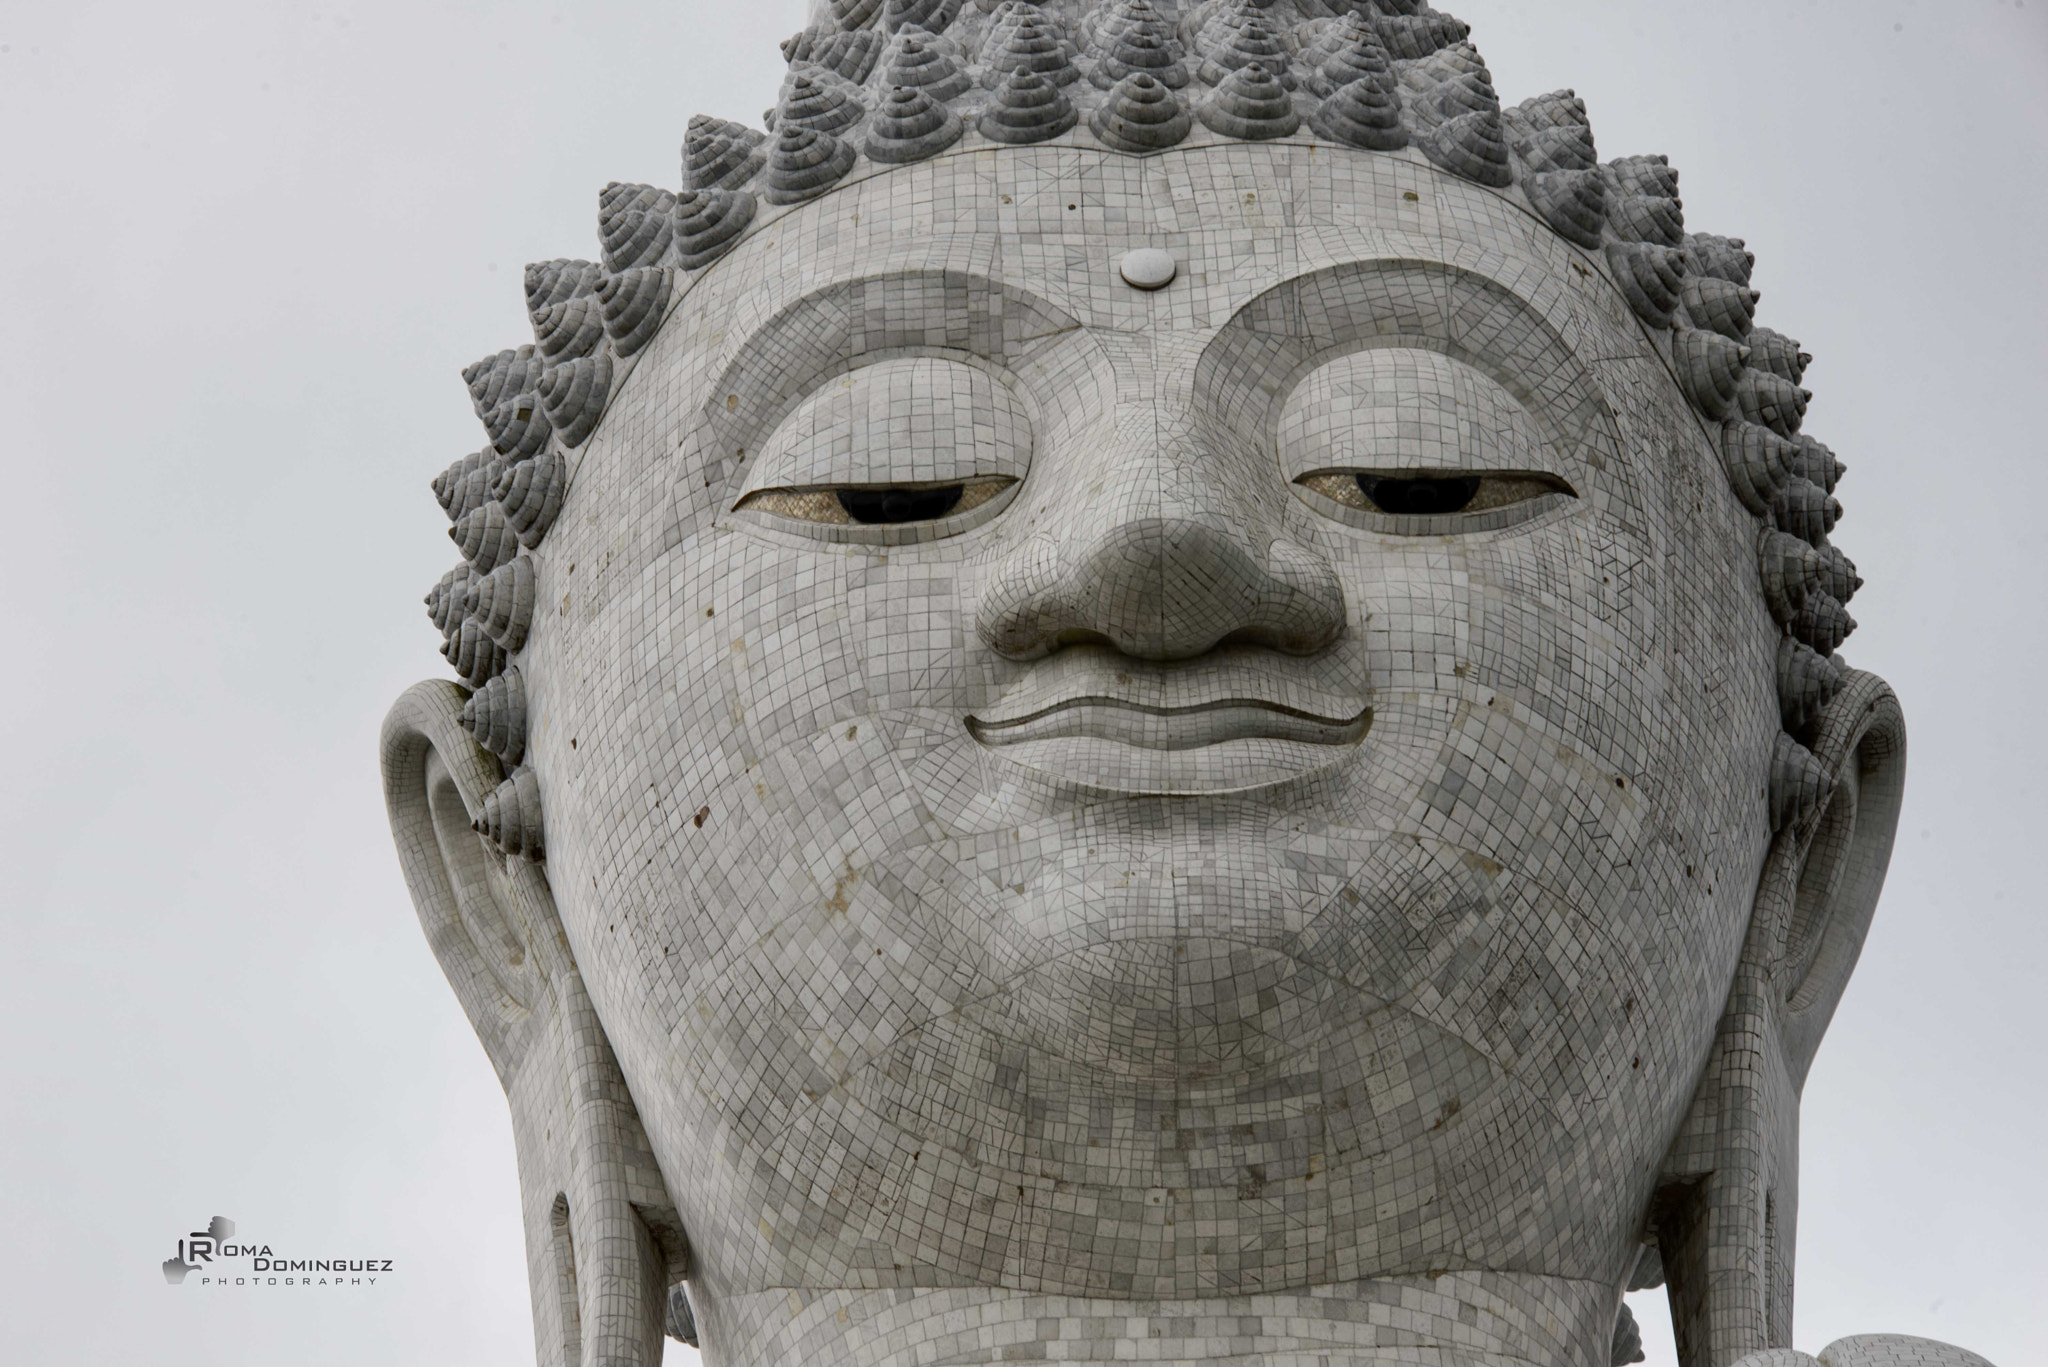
[1,3,2041,1365]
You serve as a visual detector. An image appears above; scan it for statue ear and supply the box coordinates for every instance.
[382,680,688,1367]
[1769,670,1908,1089]
[1653,669,1907,1367]
[380,680,538,1080]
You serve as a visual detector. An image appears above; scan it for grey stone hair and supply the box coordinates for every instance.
[426,0,1861,916]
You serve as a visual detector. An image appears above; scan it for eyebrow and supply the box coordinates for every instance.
[1195,257,1621,466]
[698,257,1082,454]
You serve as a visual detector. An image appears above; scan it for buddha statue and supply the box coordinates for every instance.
[380,4,1987,1366]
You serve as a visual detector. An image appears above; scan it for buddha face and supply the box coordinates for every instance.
[523,142,1779,1303]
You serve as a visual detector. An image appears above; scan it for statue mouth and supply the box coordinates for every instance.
[967,696,1370,750]
[962,647,1370,793]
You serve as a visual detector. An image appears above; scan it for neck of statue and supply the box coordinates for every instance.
[697,1274,1624,1367]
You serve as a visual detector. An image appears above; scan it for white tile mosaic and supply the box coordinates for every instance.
[378,4,1962,1365]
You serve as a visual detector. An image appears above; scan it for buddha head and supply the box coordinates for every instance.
[381,4,1907,1366]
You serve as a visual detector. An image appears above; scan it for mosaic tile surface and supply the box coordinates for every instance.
[378,3,1978,1365]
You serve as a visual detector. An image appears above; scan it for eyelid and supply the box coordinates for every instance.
[1295,470,1576,524]
[736,477,1015,526]
[735,358,1034,498]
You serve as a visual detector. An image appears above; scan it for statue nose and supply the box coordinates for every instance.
[978,521,1346,661]
[976,423,1347,662]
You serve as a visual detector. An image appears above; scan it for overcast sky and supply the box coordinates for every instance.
[1,3,2041,1365]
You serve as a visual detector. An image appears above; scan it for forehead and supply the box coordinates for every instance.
[642,142,1660,479]
[686,140,1605,317]
[677,143,1638,347]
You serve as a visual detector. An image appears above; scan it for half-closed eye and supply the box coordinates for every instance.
[1297,470,1576,521]
[736,477,1015,526]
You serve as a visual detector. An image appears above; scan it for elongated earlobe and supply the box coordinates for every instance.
[382,682,689,1367]
[1651,671,1906,1367]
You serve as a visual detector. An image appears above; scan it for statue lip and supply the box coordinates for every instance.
[963,647,1371,785]
[967,696,1371,751]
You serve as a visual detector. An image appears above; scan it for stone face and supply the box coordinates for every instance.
[377,5,1958,1367]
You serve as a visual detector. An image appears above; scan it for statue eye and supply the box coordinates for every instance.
[729,358,1032,541]
[736,478,1013,527]
[1357,475,1481,516]
[1296,470,1575,526]
[837,484,965,523]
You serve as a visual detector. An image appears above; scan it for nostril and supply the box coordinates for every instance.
[976,534,1067,661]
